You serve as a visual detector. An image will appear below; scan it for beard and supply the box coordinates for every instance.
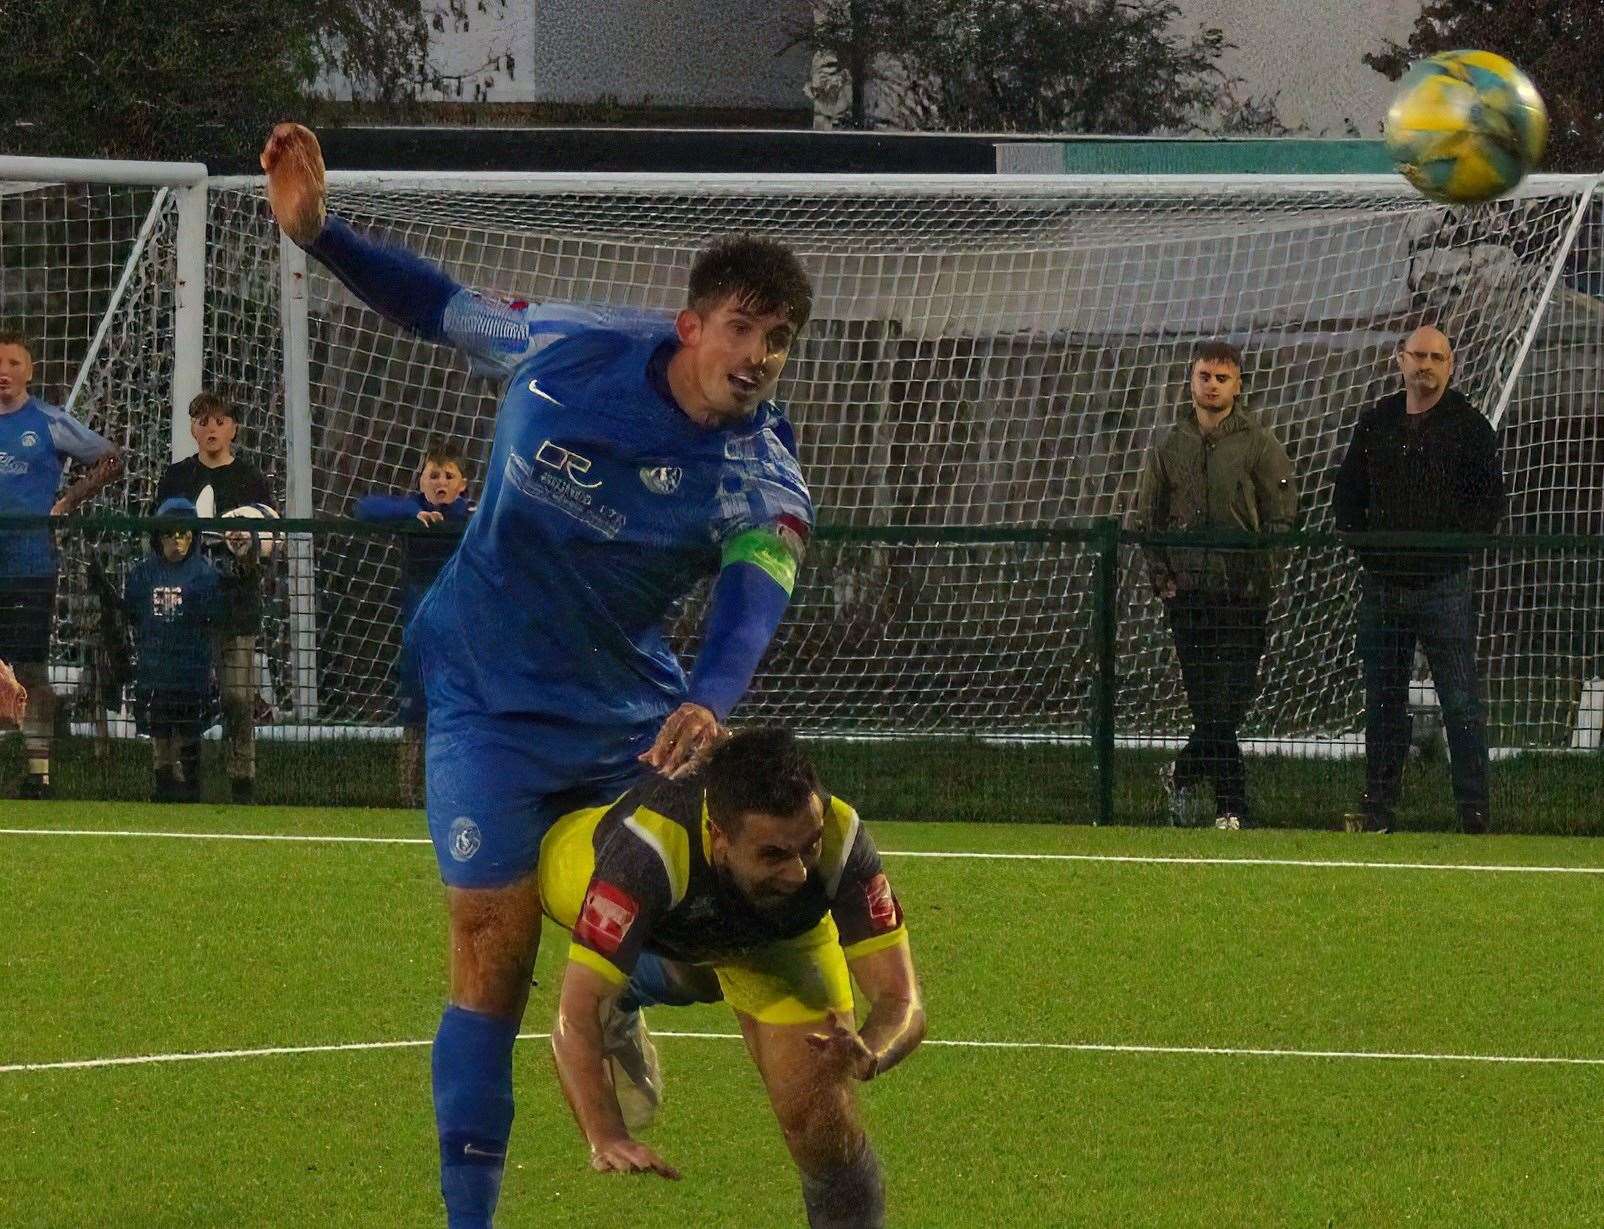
[711,859,808,927]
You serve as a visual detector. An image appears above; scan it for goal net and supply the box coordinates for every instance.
[4,163,1601,755]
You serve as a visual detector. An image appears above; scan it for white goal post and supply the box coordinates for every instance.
[3,159,1601,755]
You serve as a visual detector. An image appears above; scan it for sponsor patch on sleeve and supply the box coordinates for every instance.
[863,873,900,932]
[575,880,639,956]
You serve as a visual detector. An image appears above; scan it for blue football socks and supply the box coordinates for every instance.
[433,1004,520,1229]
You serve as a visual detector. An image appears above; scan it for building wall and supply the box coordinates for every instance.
[1175,0,1425,135]
[337,1,1421,133]
[351,0,812,109]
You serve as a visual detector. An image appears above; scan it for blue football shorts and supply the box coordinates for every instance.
[424,709,655,889]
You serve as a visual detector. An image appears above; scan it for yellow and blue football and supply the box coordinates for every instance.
[1384,50,1548,204]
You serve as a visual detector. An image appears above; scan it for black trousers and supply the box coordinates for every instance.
[1358,573,1489,822]
[1165,593,1270,817]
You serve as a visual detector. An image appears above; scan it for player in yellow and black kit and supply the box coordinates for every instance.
[544,726,924,1229]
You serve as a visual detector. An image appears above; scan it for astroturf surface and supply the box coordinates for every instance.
[4,802,1603,1227]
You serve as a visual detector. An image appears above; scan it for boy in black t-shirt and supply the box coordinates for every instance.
[152,391,276,803]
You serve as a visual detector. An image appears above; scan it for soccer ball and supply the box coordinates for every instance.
[1384,50,1547,204]
[220,503,280,560]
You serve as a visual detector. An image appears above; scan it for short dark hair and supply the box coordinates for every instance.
[0,328,33,354]
[421,441,467,474]
[704,726,820,837]
[188,390,236,422]
[1191,340,1243,370]
[688,236,813,333]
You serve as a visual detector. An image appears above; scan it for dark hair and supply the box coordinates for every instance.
[688,236,813,333]
[188,390,236,422]
[0,328,33,354]
[1191,340,1243,370]
[421,441,467,474]
[704,726,820,837]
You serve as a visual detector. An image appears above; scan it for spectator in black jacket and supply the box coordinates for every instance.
[152,391,275,803]
[1333,326,1505,834]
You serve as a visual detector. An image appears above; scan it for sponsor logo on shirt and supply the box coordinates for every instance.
[576,880,639,955]
[639,464,682,496]
[535,439,602,489]
[505,448,626,540]
[447,816,482,862]
[863,873,899,931]
[0,452,26,476]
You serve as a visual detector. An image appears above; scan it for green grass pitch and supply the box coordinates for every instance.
[4,802,1604,1226]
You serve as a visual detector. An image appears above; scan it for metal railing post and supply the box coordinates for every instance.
[1092,518,1119,825]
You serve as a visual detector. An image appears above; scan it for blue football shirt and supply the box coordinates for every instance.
[0,397,116,578]
[410,293,813,734]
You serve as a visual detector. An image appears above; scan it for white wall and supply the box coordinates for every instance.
[1175,0,1424,135]
[335,0,1424,134]
[527,0,812,108]
[333,0,812,108]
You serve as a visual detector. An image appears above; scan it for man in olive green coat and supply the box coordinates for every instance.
[1130,341,1297,828]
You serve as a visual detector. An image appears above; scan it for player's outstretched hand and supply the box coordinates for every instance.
[0,659,27,725]
[805,1021,878,1082]
[640,702,723,780]
[416,509,445,526]
[260,123,327,248]
[589,1138,681,1180]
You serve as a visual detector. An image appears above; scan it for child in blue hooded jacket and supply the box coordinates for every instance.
[124,497,258,801]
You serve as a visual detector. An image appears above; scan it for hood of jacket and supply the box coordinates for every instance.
[152,496,200,559]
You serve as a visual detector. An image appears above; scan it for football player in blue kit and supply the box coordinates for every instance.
[0,329,123,797]
[261,124,816,1228]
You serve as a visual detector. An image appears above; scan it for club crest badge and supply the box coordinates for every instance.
[448,816,482,862]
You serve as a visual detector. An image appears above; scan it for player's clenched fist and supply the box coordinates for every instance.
[260,123,327,248]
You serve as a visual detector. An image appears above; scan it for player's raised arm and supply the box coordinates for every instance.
[262,124,528,366]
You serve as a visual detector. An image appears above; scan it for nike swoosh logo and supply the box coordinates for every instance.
[462,1143,506,1161]
[526,379,563,406]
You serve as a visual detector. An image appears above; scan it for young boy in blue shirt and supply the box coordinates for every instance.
[353,442,474,804]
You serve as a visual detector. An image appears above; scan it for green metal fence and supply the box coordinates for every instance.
[3,515,1600,832]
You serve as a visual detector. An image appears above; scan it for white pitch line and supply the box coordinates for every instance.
[7,1030,1604,1076]
[3,827,1604,876]
[885,850,1604,875]
[0,827,429,846]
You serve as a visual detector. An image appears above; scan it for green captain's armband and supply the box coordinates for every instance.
[720,523,805,595]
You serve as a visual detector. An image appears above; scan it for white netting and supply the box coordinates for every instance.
[0,179,176,722]
[8,169,1602,749]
